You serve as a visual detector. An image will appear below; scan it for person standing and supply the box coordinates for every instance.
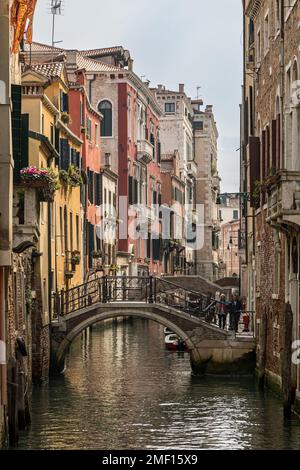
[229,293,243,333]
[217,294,228,329]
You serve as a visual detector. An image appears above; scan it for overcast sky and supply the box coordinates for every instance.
[33,0,243,192]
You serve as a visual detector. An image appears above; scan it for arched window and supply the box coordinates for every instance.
[98,100,112,137]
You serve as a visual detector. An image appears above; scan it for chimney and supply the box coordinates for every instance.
[205,105,213,113]
[158,84,163,91]
[179,83,185,93]
[128,58,134,71]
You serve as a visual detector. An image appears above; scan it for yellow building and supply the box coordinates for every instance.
[19,62,83,321]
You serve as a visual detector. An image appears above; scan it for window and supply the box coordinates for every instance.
[127,94,132,139]
[257,29,261,64]
[165,103,175,113]
[193,121,203,131]
[60,207,64,253]
[80,101,84,126]
[70,212,73,252]
[264,13,269,52]
[233,210,239,220]
[95,124,98,145]
[86,117,92,141]
[76,215,79,250]
[98,100,112,137]
[50,123,54,144]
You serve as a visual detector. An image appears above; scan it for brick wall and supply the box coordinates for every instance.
[255,208,286,378]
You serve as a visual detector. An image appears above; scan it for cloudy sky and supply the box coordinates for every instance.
[33,0,243,192]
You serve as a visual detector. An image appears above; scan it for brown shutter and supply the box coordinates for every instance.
[261,130,266,180]
[249,136,261,207]
[276,114,281,169]
[272,119,277,171]
[266,126,270,175]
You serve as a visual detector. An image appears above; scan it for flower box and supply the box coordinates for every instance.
[20,167,60,198]
[38,187,55,203]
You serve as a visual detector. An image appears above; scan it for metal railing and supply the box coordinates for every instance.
[53,275,255,334]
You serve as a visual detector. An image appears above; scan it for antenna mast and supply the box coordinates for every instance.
[49,0,63,59]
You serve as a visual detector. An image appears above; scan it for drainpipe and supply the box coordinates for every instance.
[0,0,13,441]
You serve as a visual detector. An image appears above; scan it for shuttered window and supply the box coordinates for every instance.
[152,237,161,261]
[133,178,138,204]
[12,85,29,182]
[88,169,94,203]
[60,91,69,113]
[95,173,102,206]
[128,175,133,205]
[249,136,261,208]
[60,139,70,170]
[276,114,281,169]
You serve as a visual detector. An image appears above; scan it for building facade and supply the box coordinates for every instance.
[160,151,187,275]
[192,101,221,282]
[153,84,197,273]
[217,194,240,279]
[242,0,300,412]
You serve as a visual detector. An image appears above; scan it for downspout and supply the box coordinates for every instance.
[47,158,53,321]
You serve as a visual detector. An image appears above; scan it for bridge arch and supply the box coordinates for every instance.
[53,307,200,374]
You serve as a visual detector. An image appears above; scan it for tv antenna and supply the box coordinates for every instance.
[48,0,64,57]
[196,86,202,99]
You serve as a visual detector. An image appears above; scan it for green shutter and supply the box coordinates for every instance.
[134,178,138,204]
[128,176,133,205]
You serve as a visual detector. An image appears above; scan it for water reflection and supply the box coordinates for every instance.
[17,318,300,450]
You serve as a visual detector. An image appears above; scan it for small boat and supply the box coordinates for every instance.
[164,327,174,336]
[165,334,188,352]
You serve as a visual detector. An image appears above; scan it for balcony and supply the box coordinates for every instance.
[137,139,154,164]
[212,174,220,191]
[187,161,197,178]
[267,171,300,227]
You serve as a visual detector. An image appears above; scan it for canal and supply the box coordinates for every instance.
[17,318,300,450]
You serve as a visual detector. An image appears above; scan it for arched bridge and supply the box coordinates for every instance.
[51,276,255,375]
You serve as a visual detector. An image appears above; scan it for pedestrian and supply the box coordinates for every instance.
[217,294,227,329]
[229,293,243,333]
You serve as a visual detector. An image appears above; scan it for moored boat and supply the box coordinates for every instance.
[165,334,188,352]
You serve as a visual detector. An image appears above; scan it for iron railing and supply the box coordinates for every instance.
[53,275,255,334]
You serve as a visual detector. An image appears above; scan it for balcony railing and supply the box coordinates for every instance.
[137,139,154,164]
[187,161,197,177]
[267,170,300,227]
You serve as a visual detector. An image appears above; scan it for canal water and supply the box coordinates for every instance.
[17,318,300,450]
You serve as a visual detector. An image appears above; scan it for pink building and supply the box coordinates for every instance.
[69,69,102,271]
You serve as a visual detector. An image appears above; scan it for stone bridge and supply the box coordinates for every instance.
[51,297,255,376]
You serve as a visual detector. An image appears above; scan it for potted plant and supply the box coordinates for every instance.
[59,169,70,186]
[71,250,81,266]
[61,112,71,125]
[110,264,120,274]
[68,165,82,187]
[92,250,102,259]
[20,167,60,202]
[38,168,60,202]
